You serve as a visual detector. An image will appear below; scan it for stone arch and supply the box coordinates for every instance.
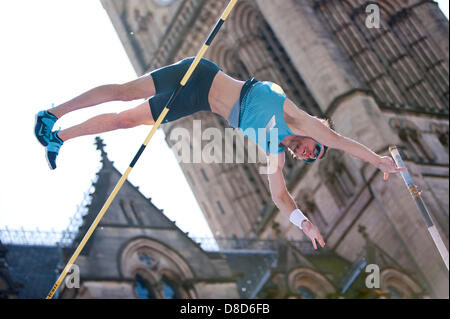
[228,0,261,42]
[380,268,423,298]
[226,0,279,80]
[208,43,241,77]
[287,267,336,298]
[133,266,161,298]
[118,236,197,299]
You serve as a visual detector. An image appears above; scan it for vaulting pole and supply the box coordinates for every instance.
[46,0,239,299]
[389,146,449,271]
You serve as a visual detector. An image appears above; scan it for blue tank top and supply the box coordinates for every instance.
[239,81,294,154]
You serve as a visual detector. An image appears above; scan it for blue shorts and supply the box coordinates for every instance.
[149,58,221,123]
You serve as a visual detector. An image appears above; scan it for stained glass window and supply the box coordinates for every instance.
[135,275,156,299]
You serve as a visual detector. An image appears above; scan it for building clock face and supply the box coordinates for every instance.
[154,0,175,6]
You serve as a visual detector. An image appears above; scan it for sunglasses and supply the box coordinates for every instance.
[303,142,322,164]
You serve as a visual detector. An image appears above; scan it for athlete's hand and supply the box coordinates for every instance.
[377,156,408,181]
[301,220,325,250]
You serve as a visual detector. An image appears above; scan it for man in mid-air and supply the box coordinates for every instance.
[35,57,406,250]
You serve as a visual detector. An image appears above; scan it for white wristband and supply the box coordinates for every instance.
[289,209,309,230]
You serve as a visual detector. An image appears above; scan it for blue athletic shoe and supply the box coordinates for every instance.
[46,131,64,170]
[35,110,58,146]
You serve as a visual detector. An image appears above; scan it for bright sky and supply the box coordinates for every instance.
[0,1,448,242]
[439,1,449,18]
[0,0,213,240]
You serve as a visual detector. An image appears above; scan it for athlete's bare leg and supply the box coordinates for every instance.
[57,100,155,142]
[49,74,157,119]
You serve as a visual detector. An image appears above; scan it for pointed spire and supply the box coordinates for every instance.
[95,136,109,163]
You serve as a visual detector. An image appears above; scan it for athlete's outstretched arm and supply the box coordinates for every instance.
[267,153,325,250]
[284,99,406,180]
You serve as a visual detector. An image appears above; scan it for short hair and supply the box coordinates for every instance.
[287,116,335,161]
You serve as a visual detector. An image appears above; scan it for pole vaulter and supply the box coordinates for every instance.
[45,0,240,299]
[390,146,449,270]
[37,0,417,299]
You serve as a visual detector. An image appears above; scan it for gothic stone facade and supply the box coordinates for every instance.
[54,139,353,299]
[100,0,449,298]
[52,139,426,299]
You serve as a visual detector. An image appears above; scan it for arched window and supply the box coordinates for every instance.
[288,268,336,299]
[162,276,180,299]
[297,286,316,299]
[135,274,157,299]
[380,269,423,299]
[121,239,196,299]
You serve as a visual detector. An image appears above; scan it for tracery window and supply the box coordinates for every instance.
[135,274,157,299]
[122,239,195,299]
[162,275,181,299]
[311,0,449,115]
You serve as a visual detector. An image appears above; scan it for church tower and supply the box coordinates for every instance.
[100,0,449,298]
